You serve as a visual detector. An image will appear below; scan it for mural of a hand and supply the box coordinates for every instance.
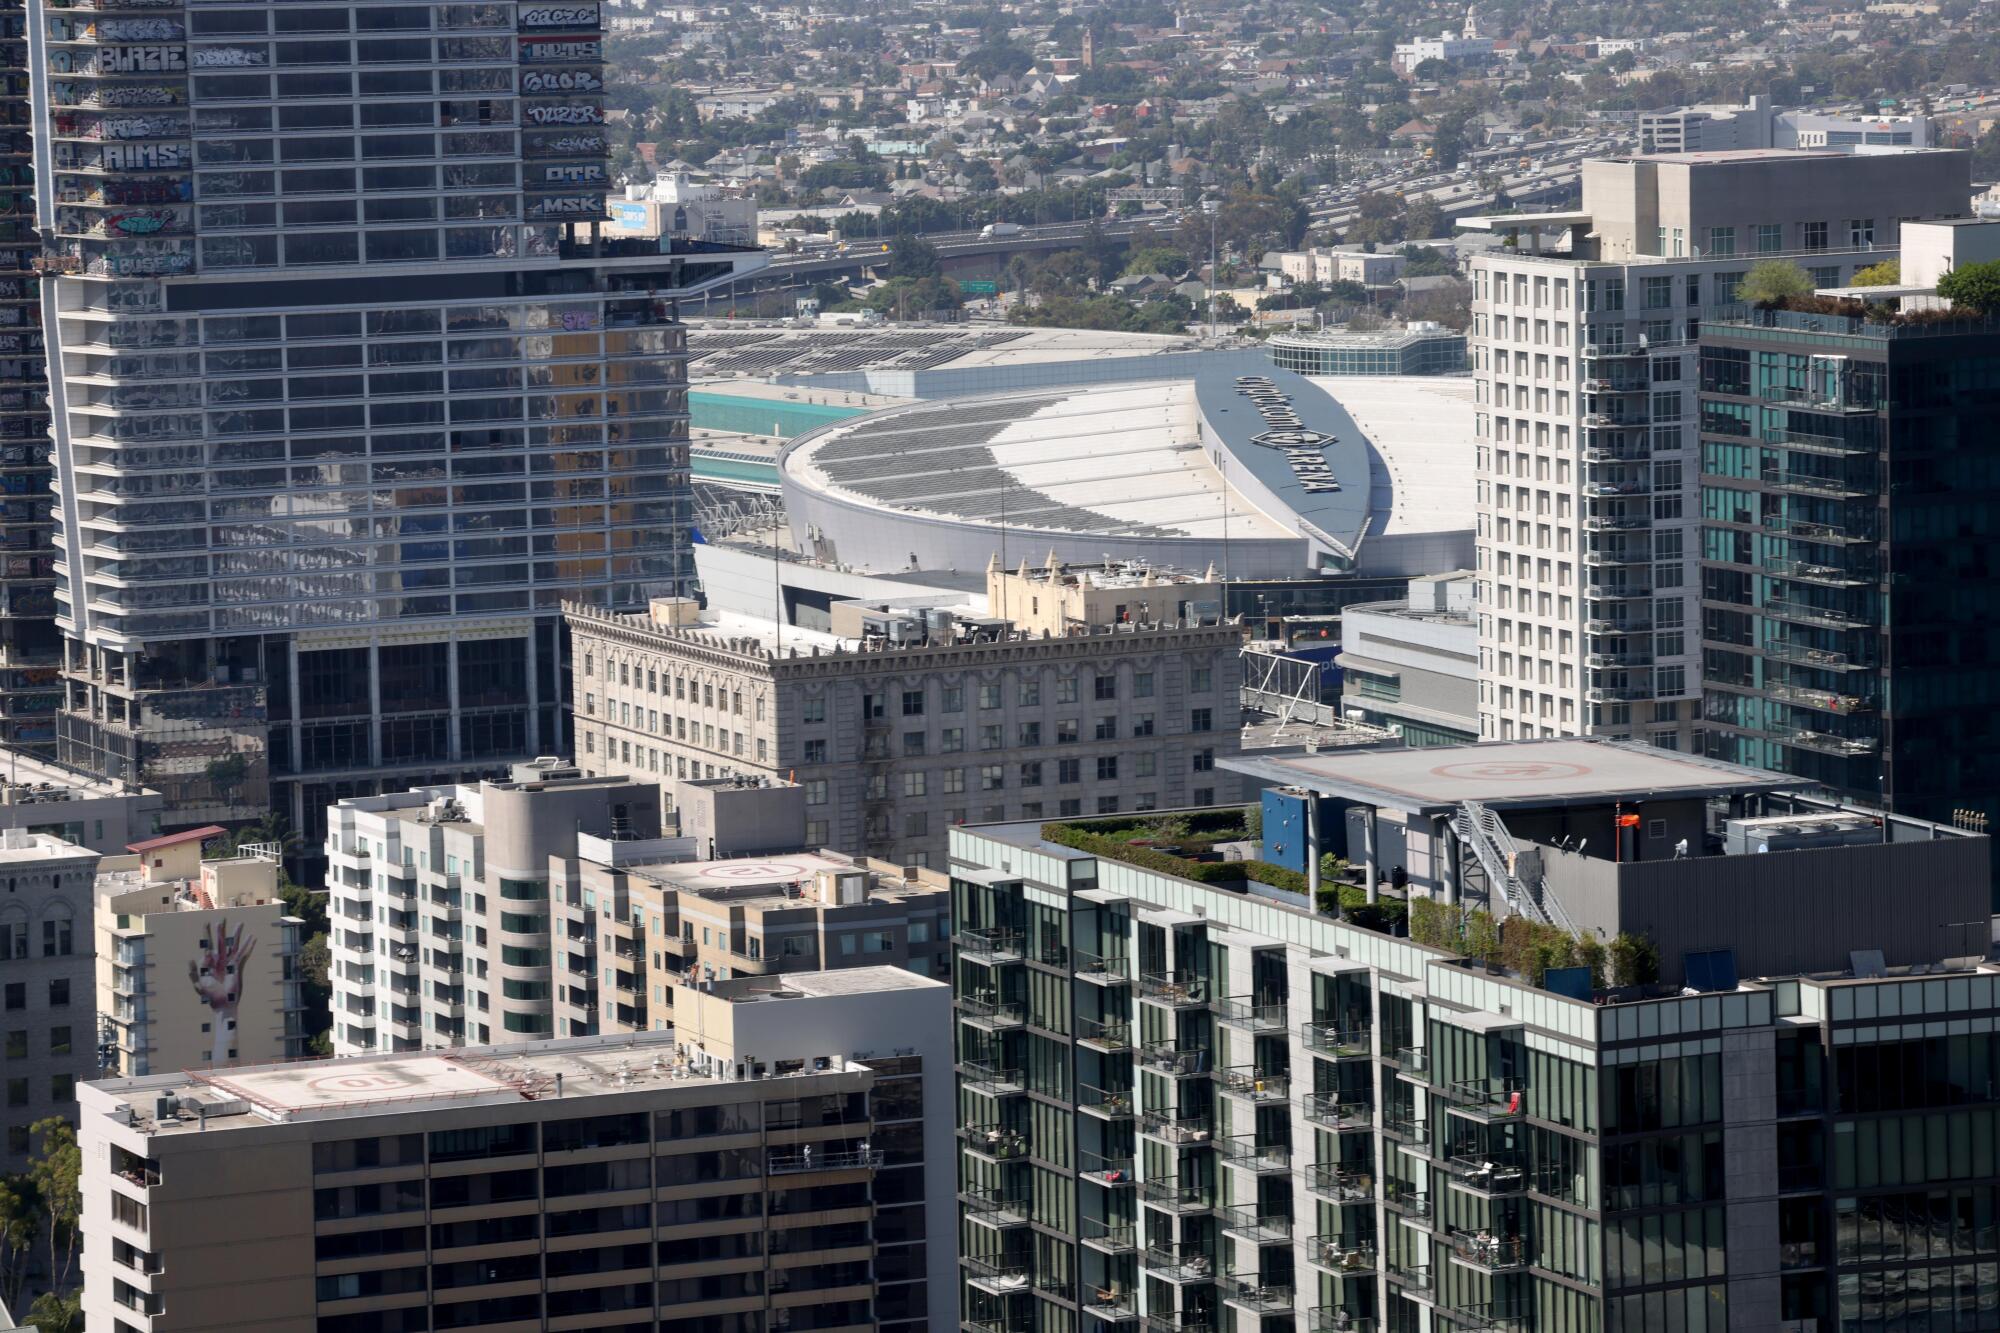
[189,916,256,1066]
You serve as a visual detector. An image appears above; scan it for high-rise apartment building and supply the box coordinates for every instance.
[28,0,765,840]
[94,825,306,1075]
[551,837,950,1038]
[323,759,658,1054]
[565,561,1248,867]
[951,738,1993,1333]
[1697,225,2000,845]
[1461,149,1969,746]
[330,766,954,1050]
[78,965,951,1333]
[0,827,98,1171]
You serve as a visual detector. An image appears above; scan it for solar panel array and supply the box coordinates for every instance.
[688,328,1028,378]
[808,396,1181,539]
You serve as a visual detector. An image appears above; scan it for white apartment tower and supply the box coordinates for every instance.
[1461,149,1969,745]
[27,0,765,842]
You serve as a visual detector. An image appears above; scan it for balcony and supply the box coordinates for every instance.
[1389,1046,1430,1081]
[769,1146,882,1174]
[1764,639,1870,672]
[959,928,1025,963]
[1140,1042,1210,1077]
[1215,1066,1288,1103]
[1299,1023,1370,1058]
[1384,1261,1433,1295]
[1080,1219,1138,1254]
[1139,1110,1212,1145]
[1085,1288,1138,1325]
[1775,726,1879,758]
[959,1062,1026,1097]
[1444,1302,1530,1333]
[1212,995,1287,1032]
[1440,1078,1525,1121]
[1381,1112,1428,1145]
[1218,1205,1291,1244]
[1761,468,1869,500]
[1763,556,1871,589]
[1302,1092,1372,1132]
[1307,1236,1377,1275]
[961,1188,1030,1230]
[1384,1185,1434,1223]
[963,1254,1034,1296]
[1304,1162,1372,1204]
[1309,1308,1377,1333]
[1215,1135,1291,1173]
[1079,1154,1136,1187]
[1762,598,1868,632]
[958,996,1027,1031]
[1075,950,1131,986]
[1765,681,1875,716]
[1223,1278,1293,1315]
[1139,1177,1212,1214]
[1078,1084,1136,1120]
[1078,1016,1134,1053]
[1141,1244,1216,1284]
[1442,1150,1528,1197]
[1448,1231,1529,1274]
[960,1122,1029,1162]
[1137,971,1208,1007]
[1143,1313,1212,1333]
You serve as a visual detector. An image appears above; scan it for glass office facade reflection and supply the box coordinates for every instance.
[1698,310,2000,875]
[30,0,764,837]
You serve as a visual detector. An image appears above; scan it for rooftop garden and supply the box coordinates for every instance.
[1726,258,2000,335]
[1041,808,1662,995]
[1040,809,1405,935]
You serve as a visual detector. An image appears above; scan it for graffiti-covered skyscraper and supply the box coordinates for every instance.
[29,0,765,841]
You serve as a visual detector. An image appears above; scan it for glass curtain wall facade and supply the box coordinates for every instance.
[0,0,56,754]
[1698,311,2000,846]
[948,818,2000,1333]
[28,0,762,841]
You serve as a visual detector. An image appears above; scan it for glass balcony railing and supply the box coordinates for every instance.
[959,1062,1026,1097]
[1079,1154,1135,1186]
[1212,995,1287,1031]
[1140,1042,1209,1077]
[1309,1307,1377,1333]
[1304,1163,1373,1203]
[1214,1134,1291,1172]
[958,996,1027,1029]
[1136,971,1208,1006]
[1222,1277,1293,1313]
[959,928,1025,962]
[1141,1244,1215,1283]
[1138,1110,1211,1145]
[1078,1084,1136,1119]
[1308,1236,1377,1275]
[1080,1219,1137,1253]
[959,1122,1029,1161]
[1138,1177,1211,1213]
[1448,1230,1529,1273]
[1077,1016,1133,1052]
[1299,1023,1370,1057]
[1216,1066,1288,1102]
[1439,1078,1525,1120]
[1073,950,1131,985]
[1218,1204,1291,1243]
[1302,1092,1371,1131]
